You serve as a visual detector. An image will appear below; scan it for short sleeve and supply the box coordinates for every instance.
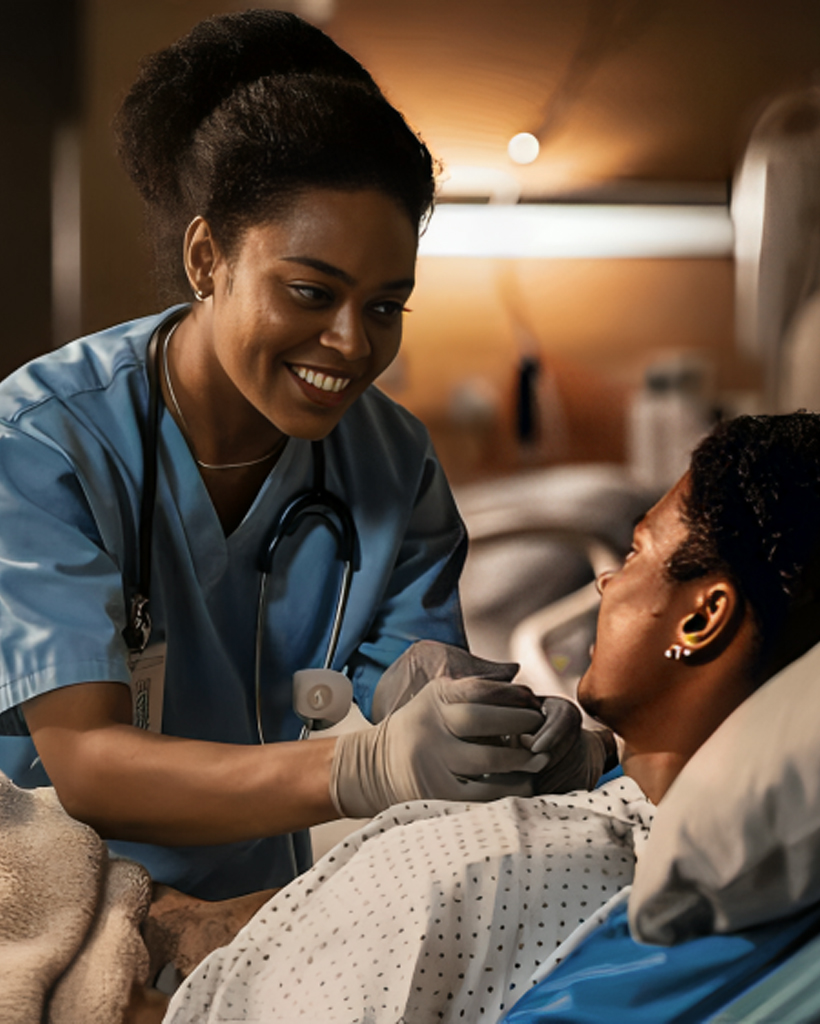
[0,426,131,713]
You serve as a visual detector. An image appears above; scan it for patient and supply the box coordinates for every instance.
[157,411,820,1023]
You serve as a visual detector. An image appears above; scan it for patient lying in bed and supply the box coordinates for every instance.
[157,412,820,1022]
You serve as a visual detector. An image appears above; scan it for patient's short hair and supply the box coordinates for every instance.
[667,411,820,678]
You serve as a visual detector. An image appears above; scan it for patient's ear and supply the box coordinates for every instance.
[675,579,742,660]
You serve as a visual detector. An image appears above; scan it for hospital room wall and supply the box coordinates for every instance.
[0,0,81,373]
[387,254,757,482]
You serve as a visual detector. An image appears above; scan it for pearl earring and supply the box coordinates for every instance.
[664,644,692,661]
[193,288,209,302]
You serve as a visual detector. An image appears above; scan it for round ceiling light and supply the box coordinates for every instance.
[507,132,540,165]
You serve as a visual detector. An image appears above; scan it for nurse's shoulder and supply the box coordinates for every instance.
[0,308,182,432]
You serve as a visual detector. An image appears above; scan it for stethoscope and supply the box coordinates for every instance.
[123,314,358,743]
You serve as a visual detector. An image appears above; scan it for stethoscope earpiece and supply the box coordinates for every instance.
[293,668,353,738]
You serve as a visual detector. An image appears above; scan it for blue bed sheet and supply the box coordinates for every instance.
[500,897,820,1024]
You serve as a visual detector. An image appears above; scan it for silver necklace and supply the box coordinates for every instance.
[161,320,284,471]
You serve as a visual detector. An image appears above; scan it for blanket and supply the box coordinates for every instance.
[0,771,152,1024]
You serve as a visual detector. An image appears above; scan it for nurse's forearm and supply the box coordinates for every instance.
[79,728,340,845]
[23,683,341,846]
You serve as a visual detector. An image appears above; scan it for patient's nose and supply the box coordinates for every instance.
[595,570,615,596]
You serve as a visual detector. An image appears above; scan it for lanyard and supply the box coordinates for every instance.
[122,320,168,653]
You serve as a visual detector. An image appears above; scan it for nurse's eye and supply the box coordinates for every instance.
[291,283,333,305]
[369,299,411,319]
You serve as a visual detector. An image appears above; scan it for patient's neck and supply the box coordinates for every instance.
[620,747,688,805]
[613,636,760,805]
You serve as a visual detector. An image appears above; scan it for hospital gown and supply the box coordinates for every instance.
[165,777,653,1023]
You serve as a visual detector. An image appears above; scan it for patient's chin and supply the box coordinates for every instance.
[577,678,601,720]
[577,677,616,731]
[579,693,605,724]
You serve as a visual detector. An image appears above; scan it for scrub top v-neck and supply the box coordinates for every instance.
[0,307,467,898]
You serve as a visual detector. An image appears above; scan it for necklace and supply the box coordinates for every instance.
[161,320,285,471]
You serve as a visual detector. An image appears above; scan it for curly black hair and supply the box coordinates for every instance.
[114,10,435,299]
[667,412,820,679]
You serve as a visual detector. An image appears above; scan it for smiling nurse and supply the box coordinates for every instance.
[0,11,553,899]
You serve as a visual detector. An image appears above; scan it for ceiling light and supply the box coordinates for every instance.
[419,204,733,259]
[508,133,540,165]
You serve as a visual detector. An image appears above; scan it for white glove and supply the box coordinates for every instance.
[330,676,549,818]
[521,697,619,793]
[370,640,519,722]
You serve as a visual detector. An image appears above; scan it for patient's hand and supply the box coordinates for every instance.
[124,982,170,1024]
[522,697,618,793]
[141,884,279,982]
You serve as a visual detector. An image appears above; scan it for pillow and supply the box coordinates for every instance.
[629,640,820,944]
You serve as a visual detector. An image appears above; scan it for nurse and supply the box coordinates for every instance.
[0,10,552,900]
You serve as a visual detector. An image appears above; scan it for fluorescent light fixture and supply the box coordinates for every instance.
[419,203,734,259]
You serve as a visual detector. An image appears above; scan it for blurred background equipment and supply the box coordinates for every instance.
[627,352,713,491]
[731,86,820,412]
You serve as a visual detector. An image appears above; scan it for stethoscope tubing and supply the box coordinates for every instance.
[254,485,357,744]
[126,314,359,748]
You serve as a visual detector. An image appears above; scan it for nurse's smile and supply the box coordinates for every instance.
[288,365,352,396]
[171,188,418,466]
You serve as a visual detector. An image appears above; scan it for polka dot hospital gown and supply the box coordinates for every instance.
[165,777,653,1023]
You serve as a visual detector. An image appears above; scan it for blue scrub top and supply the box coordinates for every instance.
[0,307,467,898]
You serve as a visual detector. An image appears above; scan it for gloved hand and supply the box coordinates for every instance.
[520,697,619,793]
[370,640,519,722]
[330,676,549,818]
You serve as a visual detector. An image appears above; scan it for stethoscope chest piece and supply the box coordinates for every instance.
[293,668,353,737]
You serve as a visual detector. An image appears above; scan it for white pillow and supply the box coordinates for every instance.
[629,640,820,944]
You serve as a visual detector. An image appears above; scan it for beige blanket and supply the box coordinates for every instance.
[0,771,152,1024]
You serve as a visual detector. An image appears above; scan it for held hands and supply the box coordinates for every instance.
[370,640,520,722]
[330,677,549,818]
[523,698,619,794]
[330,641,620,818]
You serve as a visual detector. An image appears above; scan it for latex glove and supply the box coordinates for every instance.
[371,640,519,722]
[520,697,618,794]
[331,676,549,818]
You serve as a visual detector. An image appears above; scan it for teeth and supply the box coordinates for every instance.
[293,366,351,393]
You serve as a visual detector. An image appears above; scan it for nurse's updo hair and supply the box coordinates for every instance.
[114,10,435,297]
[666,411,820,680]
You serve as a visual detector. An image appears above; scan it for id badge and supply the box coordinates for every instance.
[127,642,167,733]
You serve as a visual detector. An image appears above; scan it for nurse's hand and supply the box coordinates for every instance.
[330,677,549,818]
[370,639,519,722]
[521,698,619,793]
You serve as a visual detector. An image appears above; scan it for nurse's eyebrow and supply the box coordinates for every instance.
[281,256,414,291]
